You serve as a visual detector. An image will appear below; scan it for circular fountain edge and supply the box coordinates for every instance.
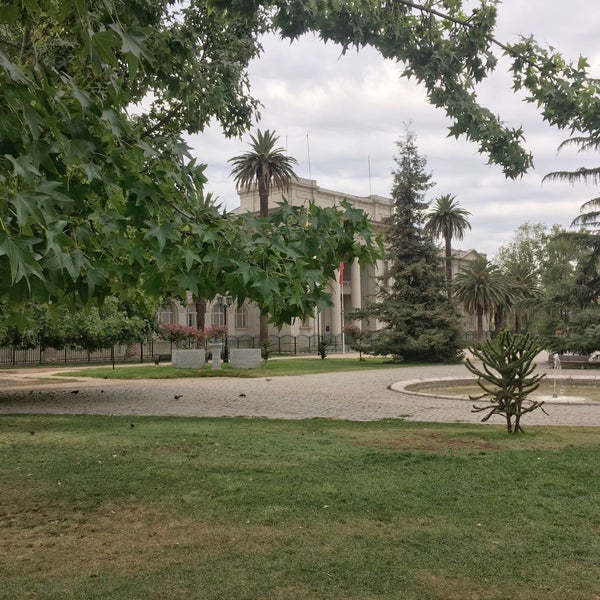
[390,377,599,405]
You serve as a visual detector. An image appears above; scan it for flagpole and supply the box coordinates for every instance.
[341,285,345,353]
[339,262,345,353]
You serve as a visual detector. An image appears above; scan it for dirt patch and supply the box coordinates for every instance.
[356,431,502,454]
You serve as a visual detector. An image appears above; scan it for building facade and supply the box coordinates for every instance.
[160,177,486,342]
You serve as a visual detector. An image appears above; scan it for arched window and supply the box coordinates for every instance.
[235,305,248,329]
[211,303,225,327]
[158,304,175,324]
[186,305,197,328]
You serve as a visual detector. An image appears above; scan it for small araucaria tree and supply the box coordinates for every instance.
[466,330,547,434]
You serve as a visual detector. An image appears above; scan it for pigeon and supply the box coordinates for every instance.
[266,378,272,382]
[174,394,183,400]
[239,393,247,398]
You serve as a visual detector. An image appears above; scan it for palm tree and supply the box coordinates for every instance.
[504,261,541,333]
[229,129,298,218]
[425,194,471,298]
[453,257,511,343]
[229,130,298,343]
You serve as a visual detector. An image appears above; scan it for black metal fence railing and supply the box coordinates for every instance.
[0,332,482,367]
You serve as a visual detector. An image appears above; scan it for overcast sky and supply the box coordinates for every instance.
[188,0,600,258]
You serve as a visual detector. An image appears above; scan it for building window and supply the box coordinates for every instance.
[211,303,225,327]
[235,305,248,329]
[186,306,197,328]
[158,306,175,324]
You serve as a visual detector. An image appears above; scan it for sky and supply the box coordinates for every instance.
[187,1,600,259]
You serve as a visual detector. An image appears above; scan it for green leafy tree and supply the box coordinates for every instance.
[0,2,379,332]
[3,0,600,335]
[495,223,581,337]
[229,129,299,343]
[466,331,546,434]
[454,257,511,343]
[544,135,600,305]
[361,129,463,363]
[425,194,471,298]
[275,0,600,178]
[0,297,155,354]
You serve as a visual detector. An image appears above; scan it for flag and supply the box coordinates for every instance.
[338,261,345,285]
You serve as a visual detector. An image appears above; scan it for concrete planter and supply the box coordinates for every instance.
[172,349,205,369]
[229,348,262,370]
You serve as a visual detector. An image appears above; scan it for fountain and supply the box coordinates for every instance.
[395,374,600,404]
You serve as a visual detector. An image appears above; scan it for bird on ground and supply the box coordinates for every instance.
[70,390,79,394]
[239,393,247,398]
[174,394,183,400]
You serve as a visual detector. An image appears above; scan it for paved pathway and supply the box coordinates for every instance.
[0,361,599,427]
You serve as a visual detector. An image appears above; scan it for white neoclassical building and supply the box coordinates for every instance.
[159,177,486,345]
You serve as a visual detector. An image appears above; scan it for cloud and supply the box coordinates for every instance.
[187,0,599,258]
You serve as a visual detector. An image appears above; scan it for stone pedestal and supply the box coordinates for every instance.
[209,342,223,370]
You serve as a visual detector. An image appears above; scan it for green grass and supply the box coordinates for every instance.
[60,357,409,379]
[1,416,598,599]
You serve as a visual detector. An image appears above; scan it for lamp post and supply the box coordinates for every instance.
[216,294,233,361]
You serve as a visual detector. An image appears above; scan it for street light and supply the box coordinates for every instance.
[216,294,233,361]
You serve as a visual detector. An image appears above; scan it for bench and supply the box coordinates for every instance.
[547,353,591,369]
[153,353,171,365]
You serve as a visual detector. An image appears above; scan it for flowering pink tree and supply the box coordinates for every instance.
[158,324,206,349]
[205,324,228,341]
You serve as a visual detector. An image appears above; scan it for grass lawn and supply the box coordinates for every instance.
[1,416,598,599]
[60,357,411,379]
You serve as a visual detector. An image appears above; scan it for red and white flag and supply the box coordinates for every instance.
[338,261,345,284]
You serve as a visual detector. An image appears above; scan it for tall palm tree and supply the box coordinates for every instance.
[425,194,471,298]
[453,257,511,343]
[229,129,298,218]
[229,130,298,343]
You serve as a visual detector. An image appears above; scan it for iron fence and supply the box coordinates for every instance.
[0,331,482,367]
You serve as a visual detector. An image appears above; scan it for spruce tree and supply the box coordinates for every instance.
[365,130,463,362]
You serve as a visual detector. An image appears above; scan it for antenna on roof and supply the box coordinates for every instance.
[307,133,314,201]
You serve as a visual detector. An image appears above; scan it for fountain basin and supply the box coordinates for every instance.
[392,377,600,405]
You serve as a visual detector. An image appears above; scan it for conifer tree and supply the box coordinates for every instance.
[363,129,463,362]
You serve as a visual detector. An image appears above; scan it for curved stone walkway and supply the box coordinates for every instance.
[0,361,599,427]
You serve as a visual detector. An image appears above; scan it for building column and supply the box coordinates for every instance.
[350,258,362,324]
[331,274,342,337]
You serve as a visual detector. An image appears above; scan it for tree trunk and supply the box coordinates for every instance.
[258,177,269,218]
[259,316,269,346]
[514,312,521,334]
[258,177,270,344]
[477,308,484,344]
[195,296,207,348]
[444,234,452,298]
